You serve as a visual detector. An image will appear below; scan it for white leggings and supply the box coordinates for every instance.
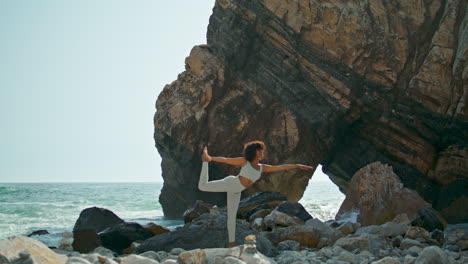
[198,162,245,243]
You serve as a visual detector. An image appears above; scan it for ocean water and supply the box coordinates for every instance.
[0,180,344,247]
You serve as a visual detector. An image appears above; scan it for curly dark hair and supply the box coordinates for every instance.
[243,141,266,162]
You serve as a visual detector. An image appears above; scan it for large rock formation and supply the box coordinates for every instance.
[154,0,467,222]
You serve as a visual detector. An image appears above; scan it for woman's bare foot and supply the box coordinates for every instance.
[202,146,212,162]
[228,242,236,248]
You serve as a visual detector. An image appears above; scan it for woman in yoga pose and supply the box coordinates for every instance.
[198,141,314,248]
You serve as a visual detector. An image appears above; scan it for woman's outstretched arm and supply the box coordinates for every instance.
[262,164,314,173]
[202,146,246,166]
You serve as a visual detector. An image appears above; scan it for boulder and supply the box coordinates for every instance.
[27,230,49,237]
[263,209,303,230]
[276,201,313,223]
[334,234,392,255]
[143,223,171,236]
[135,212,275,257]
[0,236,67,264]
[356,222,409,237]
[337,221,360,235]
[337,162,430,226]
[183,200,212,223]
[98,222,154,255]
[262,218,343,248]
[414,246,454,264]
[72,229,101,253]
[73,207,124,233]
[405,227,431,242]
[276,240,301,252]
[238,192,287,218]
[411,206,447,232]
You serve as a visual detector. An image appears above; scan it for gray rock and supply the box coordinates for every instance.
[414,246,454,264]
[404,255,416,264]
[91,246,115,258]
[276,201,313,223]
[169,248,185,255]
[183,200,212,224]
[334,234,392,255]
[139,250,160,261]
[66,257,93,264]
[120,254,160,264]
[73,207,124,233]
[275,250,307,264]
[410,207,446,232]
[400,239,423,250]
[99,222,154,255]
[10,251,33,264]
[223,256,246,264]
[371,256,401,264]
[264,209,303,230]
[356,222,408,237]
[136,213,275,256]
[276,240,301,251]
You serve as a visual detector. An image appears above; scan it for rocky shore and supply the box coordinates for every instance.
[1,187,467,264]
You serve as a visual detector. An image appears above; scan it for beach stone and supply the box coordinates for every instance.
[248,209,272,223]
[407,246,423,257]
[356,222,408,237]
[276,240,301,251]
[136,213,274,256]
[400,239,423,250]
[275,250,307,264]
[444,224,468,250]
[392,236,404,248]
[392,214,412,226]
[410,207,447,232]
[27,230,49,237]
[72,229,101,253]
[120,254,160,264]
[334,234,391,255]
[73,207,124,233]
[66,257,92,264]
[183,200,212,223]
[143,223,171,236]
[336,251,360,263]
[405,227,431,242]
[0,236,67,264]
[414,246,453,264]
[337,222,360,235]
[177,249,207,264]
[160,260,177,264]
[152,251,169,262]
[91,246,114,258]
[372,256,401,264]
[139,251,159,261]
[59,232,74,252]
[276,201,313,223]
[169,248,185,255]
[251,218,264,231]
[238,192,287,218]
[404,255,416,264]
[430,230,444,244]
[264,209,303,229]
[222,256,246,264]
[99,222,154,254]
[224,246,276,264]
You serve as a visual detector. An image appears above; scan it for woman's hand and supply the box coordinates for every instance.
[297,164,314,171]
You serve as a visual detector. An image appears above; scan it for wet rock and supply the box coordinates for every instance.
[136,213,274,256]
[183,200,212,223]
[99,222,154,255]
[276,201,313,223]
[411,207,447,232]
[0,236,68,264]
[337,163,430,226]
[73,207,124,233]
[27,230,49,237]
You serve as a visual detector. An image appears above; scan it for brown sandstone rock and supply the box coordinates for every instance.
[154,0,468,222]
[337,162,430,226]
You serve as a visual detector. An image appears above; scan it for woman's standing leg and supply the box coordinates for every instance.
[226,191,241,245]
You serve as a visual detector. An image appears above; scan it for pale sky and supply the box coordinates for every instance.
[0,0,330,183]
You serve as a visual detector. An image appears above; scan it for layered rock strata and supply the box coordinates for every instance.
[154,0,467,221]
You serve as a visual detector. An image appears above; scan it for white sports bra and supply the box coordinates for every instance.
[239,162,263,182]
